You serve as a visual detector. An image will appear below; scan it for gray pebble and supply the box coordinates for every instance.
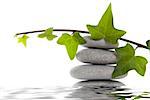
[83,36,118,49]
[70,65,127,80]
[76,49,117,64]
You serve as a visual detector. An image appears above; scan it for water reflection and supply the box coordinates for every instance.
[67,80,125,100]
[1,80,150,100]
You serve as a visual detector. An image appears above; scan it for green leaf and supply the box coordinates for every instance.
[112,43,148,78]
[18,34,29,47]
[38,28,57,41]
[146,40,150,49]
[87,25,105,40]
[87,3,126,44]
[57,32,86,60]
[72,32,86,44]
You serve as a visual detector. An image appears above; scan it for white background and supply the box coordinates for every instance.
[0,0,150,90]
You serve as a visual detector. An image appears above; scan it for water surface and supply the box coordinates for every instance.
[1,80,150,100]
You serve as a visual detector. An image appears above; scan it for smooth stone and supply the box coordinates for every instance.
[70,65,127,80]
[83,36,118,49]
[76,49,117,64]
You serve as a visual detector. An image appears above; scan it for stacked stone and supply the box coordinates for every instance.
[70,36,126,80]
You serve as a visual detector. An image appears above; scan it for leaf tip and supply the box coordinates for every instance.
[107,3,112,11]
[109,3,112,7]
[70,57,74,60]
[86,24,91,29]
[112,72,117,79]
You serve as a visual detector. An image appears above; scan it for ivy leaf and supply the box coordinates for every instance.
[38,28,57,41]
[72,32,86,44]
[87,25,104,40]
[18,34,29,47]
[57,32,86,60]
[112,43,148,78]
[87,3,126,44]
[146,40,150,49]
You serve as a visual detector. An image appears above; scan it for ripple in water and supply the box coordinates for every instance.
[0,80,150,100]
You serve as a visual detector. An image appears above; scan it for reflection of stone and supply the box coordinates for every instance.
[76,48,116,64]
[70,65,127,80]
[83,36,118,49]
[73,80,124,87]
[66,80,124,100]
[3,88,55,99]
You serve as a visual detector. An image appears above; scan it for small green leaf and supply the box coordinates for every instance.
[38,28,57,41]
[87,3,126,44]
[72,32,86,44]
[18,34,29,47]
[112,43,148,78]
[146,40,150,49]
[57,32,86,60]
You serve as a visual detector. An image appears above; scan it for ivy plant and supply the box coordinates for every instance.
[38,28,57,41]
[87,4,126,44]
[17,34,29,47]
[16,3,149,78]
[57,32,86,60]
[112,44,148,78]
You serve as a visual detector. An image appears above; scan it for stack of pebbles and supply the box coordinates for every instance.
[70,36,126,80]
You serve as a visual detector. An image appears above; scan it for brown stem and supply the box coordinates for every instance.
[15,28,149,49]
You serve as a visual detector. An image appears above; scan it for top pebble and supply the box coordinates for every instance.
[83,36,118,49]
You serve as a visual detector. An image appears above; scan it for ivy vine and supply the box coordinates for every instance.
[15,3,150,78]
